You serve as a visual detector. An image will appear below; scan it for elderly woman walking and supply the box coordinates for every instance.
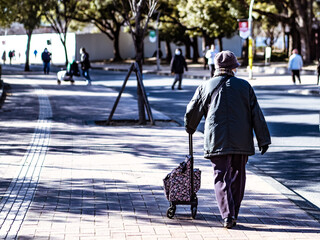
[185,50,271,229]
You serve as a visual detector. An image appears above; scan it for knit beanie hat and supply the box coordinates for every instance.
[214,50,240,69]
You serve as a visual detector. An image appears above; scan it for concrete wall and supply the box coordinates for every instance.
[76,33,118,61]
[0,31,243,65]
[221,35,242,57]
[0,33,75,65]
[76,31,178,61]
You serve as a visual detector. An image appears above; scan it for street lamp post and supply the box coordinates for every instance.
[248,0,254,79]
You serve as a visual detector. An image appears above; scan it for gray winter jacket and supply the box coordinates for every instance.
[184,74,271,158]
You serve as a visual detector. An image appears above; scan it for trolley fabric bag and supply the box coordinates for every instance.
[163,134,201,219]
[163,156,201,202]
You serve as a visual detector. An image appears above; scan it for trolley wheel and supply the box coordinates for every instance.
[191,206,197,219]
[166,205,176,219]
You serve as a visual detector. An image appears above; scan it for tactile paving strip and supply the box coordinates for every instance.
[0,86,52,239]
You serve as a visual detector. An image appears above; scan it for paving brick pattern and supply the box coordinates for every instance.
[17,124,320,239]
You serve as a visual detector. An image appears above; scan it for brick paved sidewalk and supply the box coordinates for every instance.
[18,125,320,240]
[0,74,319,239]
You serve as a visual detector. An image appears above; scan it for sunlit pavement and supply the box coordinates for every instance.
[0,65,319,239]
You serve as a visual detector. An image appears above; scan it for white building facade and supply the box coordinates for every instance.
[0,31,242,65]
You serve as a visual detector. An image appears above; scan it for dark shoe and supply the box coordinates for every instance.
[178,87,182,90]
[223,217,236,229]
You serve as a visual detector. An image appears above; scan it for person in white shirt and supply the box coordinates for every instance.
[205,44,218,78]
[288,49,303,84]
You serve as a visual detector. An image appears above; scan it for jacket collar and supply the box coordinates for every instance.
[214,68,234,77]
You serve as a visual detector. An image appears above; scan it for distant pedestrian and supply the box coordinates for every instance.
[2,50,6,64]
[205,44,218,77]
[78,47,91,85]
[202,46,209,70]
[317,59,320,85]
[8,50,14,65]
[185,50,271,229]
[288,49,303,84]
[41,48,51,74]
[170,48,188,90]
[34,49,38,58]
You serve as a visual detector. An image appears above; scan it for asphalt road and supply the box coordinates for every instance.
[92,69,320,217]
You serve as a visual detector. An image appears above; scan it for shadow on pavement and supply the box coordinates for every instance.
[16,177,318,233]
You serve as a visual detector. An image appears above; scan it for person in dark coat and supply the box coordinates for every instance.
[79,47,91,85]
[2,50,6,64]
[185,50,271,229]
[8,50,15,65]
[41,48,51,74]
[170,48,188,90]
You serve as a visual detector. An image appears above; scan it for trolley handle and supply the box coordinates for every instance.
[189,133,195,199]
[189,133,193,157]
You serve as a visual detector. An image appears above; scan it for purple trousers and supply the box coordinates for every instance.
[210,154,248,219]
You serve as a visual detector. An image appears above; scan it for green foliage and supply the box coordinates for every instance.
[76,0,126,37]
[0,0,44,29]
[176,0,246,39]
[253,2,283,47]
[44,0,80,34]
[16,0,43,32]
[0,0,16,27]
[43,0,81,65]
[155,0,189,45]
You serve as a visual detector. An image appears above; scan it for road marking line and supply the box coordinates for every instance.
[0,86,52,239]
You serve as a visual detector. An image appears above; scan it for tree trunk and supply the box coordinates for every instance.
[191,36,199,63]
[241,39,248,67]
[299,28,311,63]
[113,26,122,62]
[165,40,172,63]
[290,19,301,55]
[185,37,191,59]
[157,37,161,57]
[57,32,69,67]
[63,39,69,67]
[24,30,32,72]
[122,0,158,125]
[134,31,146,124]
[218,36,223,51]
[292,0,312,63]
[281,23,287,53]
[202,32,210,49]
